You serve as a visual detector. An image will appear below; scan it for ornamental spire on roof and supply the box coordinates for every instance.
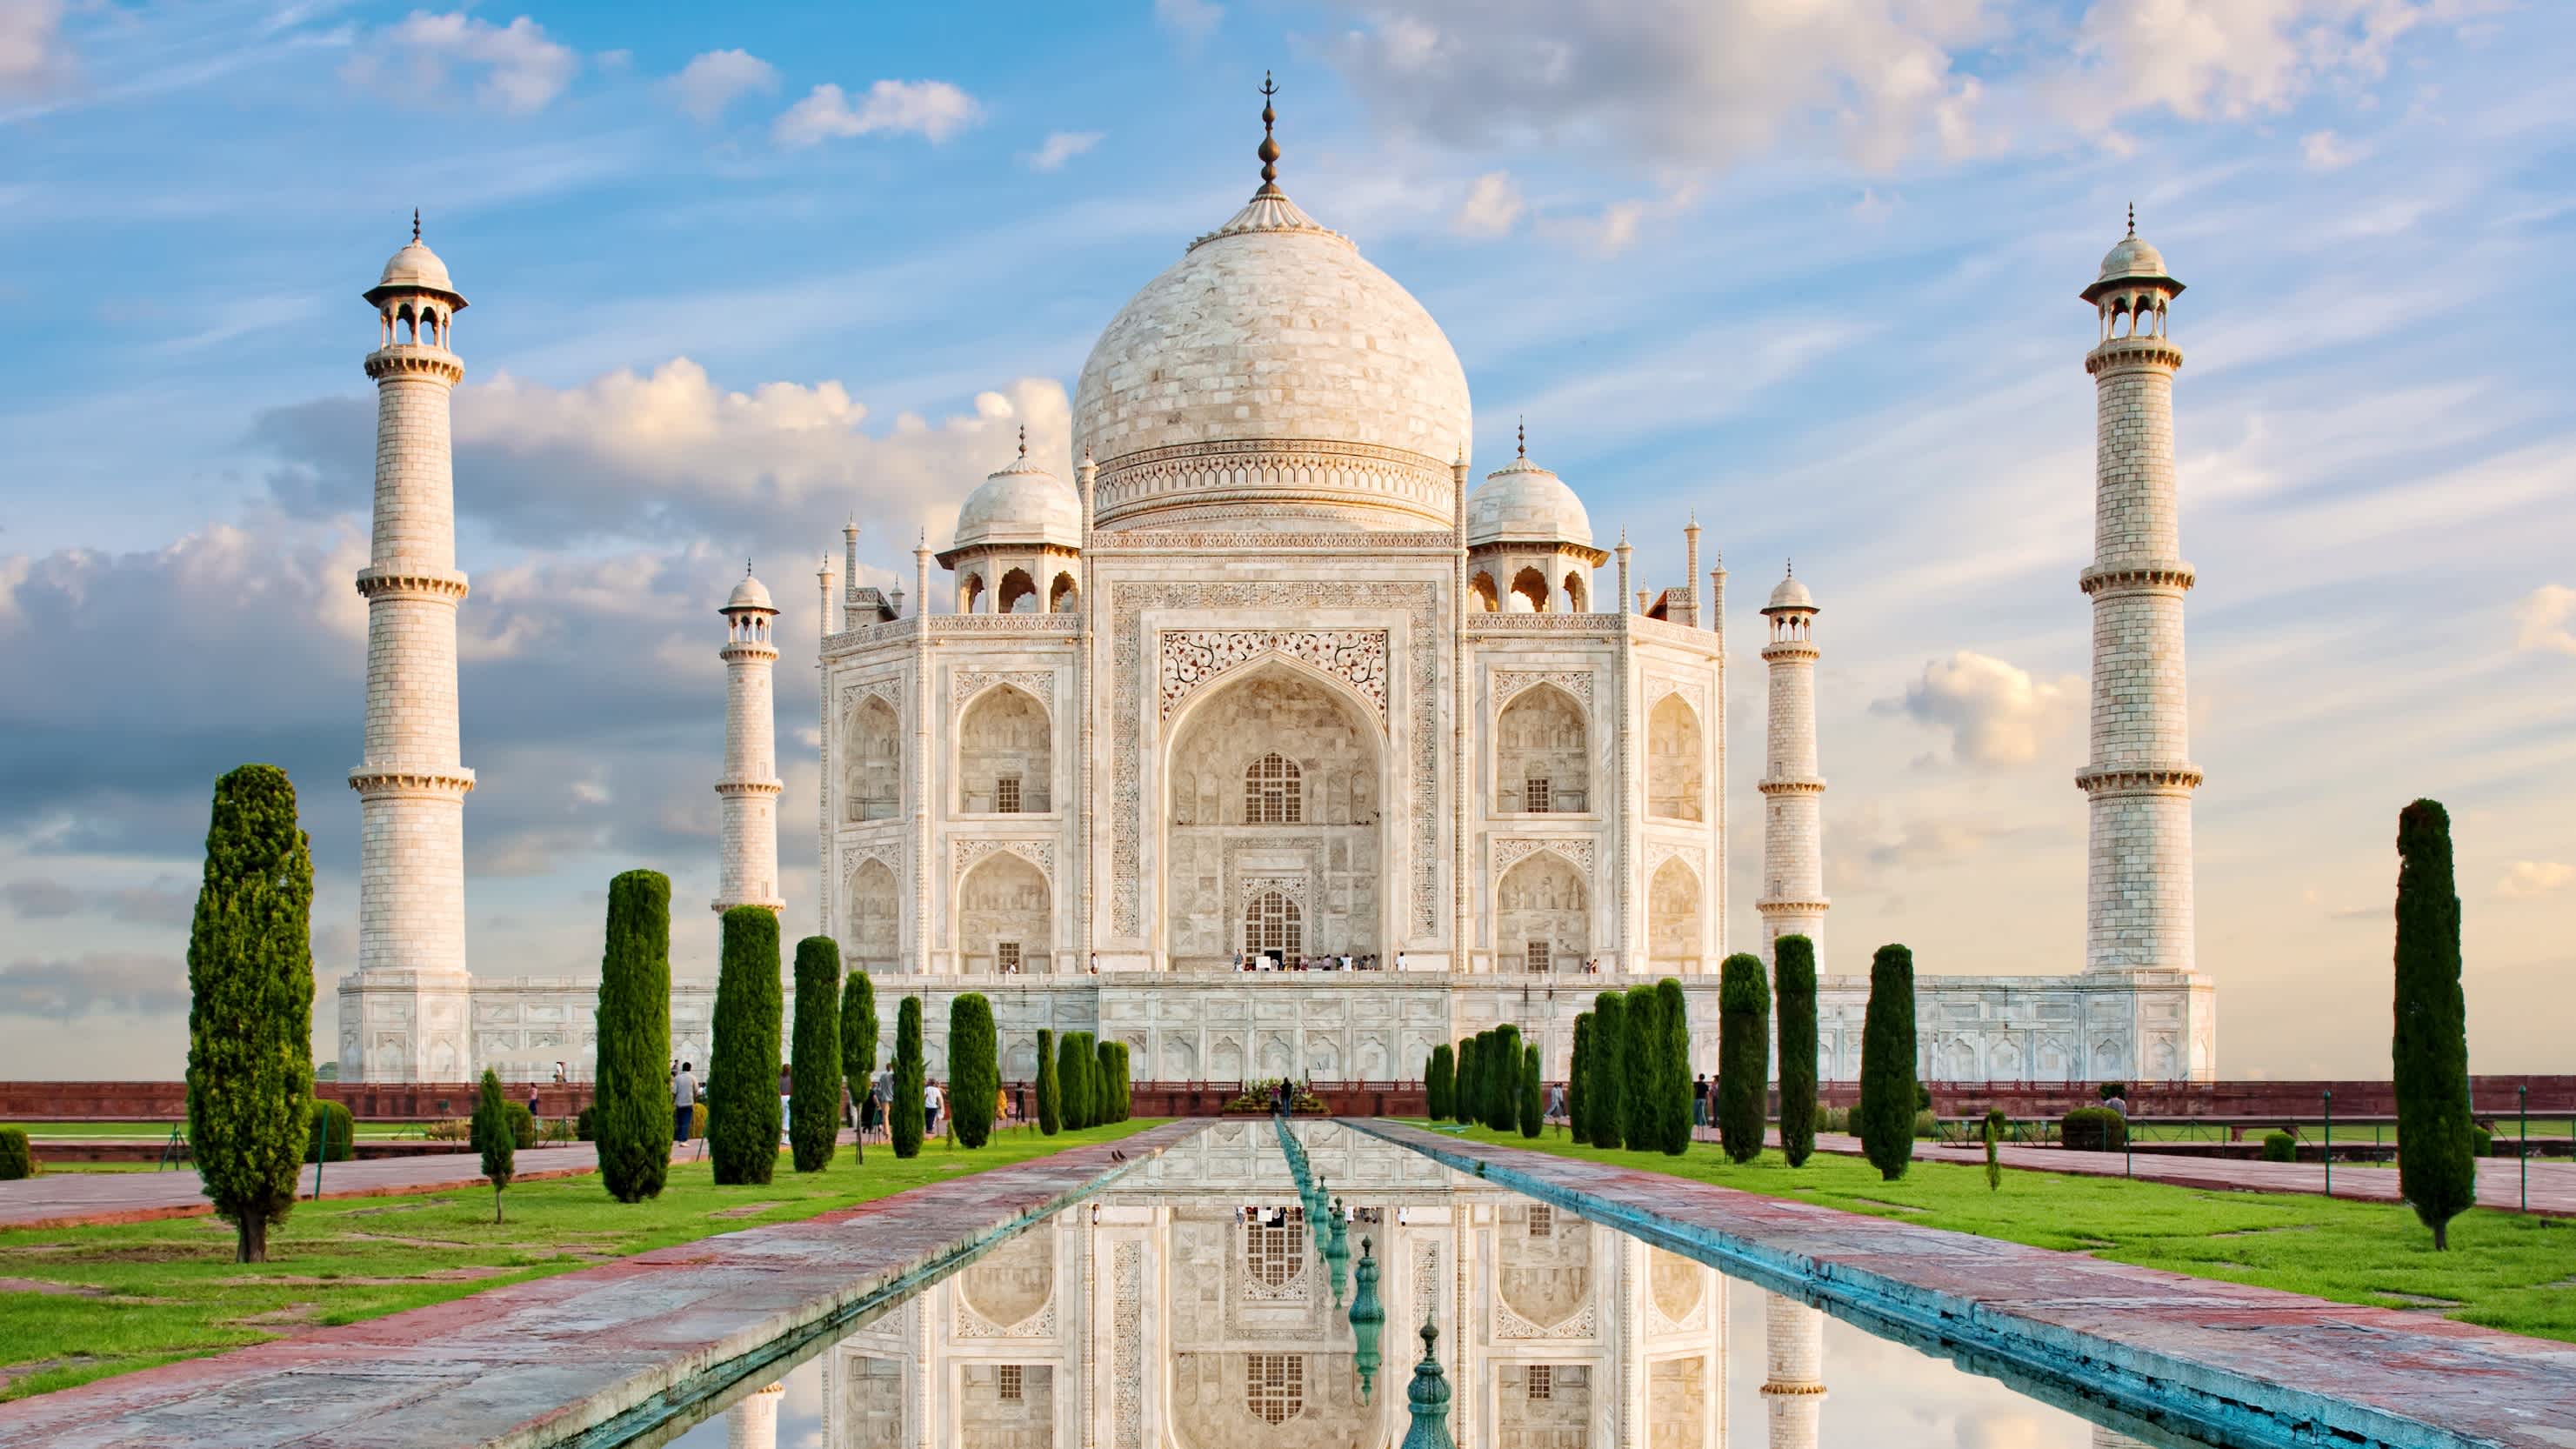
[1257,71,1283,197]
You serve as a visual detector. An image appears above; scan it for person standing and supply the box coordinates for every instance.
[1693,1074,1709,1136]
[924,1078,945,1139]
[672,1060,697,1144]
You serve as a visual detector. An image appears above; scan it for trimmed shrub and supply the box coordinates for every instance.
[1057,1031,1092,1132]
[709,906,784,1185]
[1819,1105,1848,1135]
[1984,1108,2006,1192]
[1425,1045,1454,1121]
[2061,1106,2128,1152]
[1568,1015,1592,1145]
[1774,936,1819,1167]
[1589,992,1627,1151]
[1095,1037,1120,1130]
[1518,1045,1542,1138]
[1115,1042,1134,1121]
[1036,1028,1062,1134]
[2096,1080,2128,1103]
[2472,1123,2494,1159]
[691,1102,707,1141]
[0,1127,34,1180]
[790,937,842,1172]
[948,994,998,1148]
[1655,978,1692,1155]
[2261,1131,2298,1163]
[1455,1036,1480,1125]
[1485,1025,1523,1132]
[2393,798,2475,1251]
[474,1068,516,1223]
[306,1099,355,1163]
[1857,944,1918,1182]
[594,869,672,1203]
[1621,984,1660,1152]
[839,969,878,1162]
[185,764,315,1264]
[1912,1109,1939,1138]
[1718,954,1769,1163]
[891,997,925,1157]
[575,1106,597,1142]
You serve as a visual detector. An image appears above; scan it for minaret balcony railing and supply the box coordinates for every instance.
[363,347,464,383]
[347,765,477,798]
[1756,776,1826,796]
[2084,336,2184,375]
[2078,561,2196,597]
[355,566,470,602]
[2074,764,2203,795]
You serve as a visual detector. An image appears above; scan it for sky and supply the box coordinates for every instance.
[2,0,2571,1080]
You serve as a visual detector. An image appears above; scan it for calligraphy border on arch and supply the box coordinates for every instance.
[951,837,1056,885]
[951,668,1057,716]
[1109,580,1438,940]
[1492,837,1597,878]
[1492,669,1594,710]
[1641,839,1701,882]
[1158,630,1389,724]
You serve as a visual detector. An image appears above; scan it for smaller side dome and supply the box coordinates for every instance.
[953,457,1081,551]
[724,567,777,614]
[1466,456,1592,549]
[2082,207,2181,304]
[364,233,467,309]
[1762,571,1815,614]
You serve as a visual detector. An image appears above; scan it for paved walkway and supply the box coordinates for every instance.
[1361,1120,2576,1449]
[0,1141,651,1232]
[0,1120,1198,1448]
[1823,1132,2576,1216]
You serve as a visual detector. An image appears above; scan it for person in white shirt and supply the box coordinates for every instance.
[924,1080,945,1138]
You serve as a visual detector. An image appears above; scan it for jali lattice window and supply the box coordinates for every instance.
[1246,1206,1306,1288]
[996,941,1021,974]
[1245,891,1303,960]
[1246,1353,1304,1426]
[1525,774,1552,813]
[1529,1204,1553,1238]
[995,773,1022,814]
[1528,1363,1554,1400]
[1525,939,1551,974]
[1245,753,1302,824]
[998,1364,1023,1402]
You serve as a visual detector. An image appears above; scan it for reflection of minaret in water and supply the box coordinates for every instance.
[725,1381,784,1449]
[2090,1428,2156,1448]
[1760,1292,1825,1449]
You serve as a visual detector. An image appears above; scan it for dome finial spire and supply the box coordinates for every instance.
[1256,70,1283,197]
[412,207,421,244]
[2126,201,2135,237]
[1516,417,1525,457]
[1017,423,1027,460]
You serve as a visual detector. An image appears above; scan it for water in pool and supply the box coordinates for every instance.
[638,1121,2199,1449]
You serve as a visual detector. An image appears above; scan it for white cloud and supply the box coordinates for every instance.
[0,953,189,1022]
[1026,130,1103,172]
[342,11,580,116]
[670,48,777,123]
[774,79,980,147]
[2511,583,2576,655]
[0,0,69,98]
[2496,861,2574,899]
[1452,170,1525,237]
[1155,0,1223,42]
[2301,127,2365,170]
[2047,0,2432,132]
[1879,651,2085,767]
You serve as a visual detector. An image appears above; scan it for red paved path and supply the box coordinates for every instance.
[0,1140,673,1231]
[0,1120,1198,1448]
[1367,1120,2576,1449]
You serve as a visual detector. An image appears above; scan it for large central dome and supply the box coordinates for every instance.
[1071,185,1473,533]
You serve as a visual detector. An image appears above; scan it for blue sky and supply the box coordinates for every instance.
[3,0,2571,1078]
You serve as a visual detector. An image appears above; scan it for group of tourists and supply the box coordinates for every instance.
[1232,951,1398,972]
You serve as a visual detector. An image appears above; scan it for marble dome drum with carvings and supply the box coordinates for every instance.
[1071,186,1472,535]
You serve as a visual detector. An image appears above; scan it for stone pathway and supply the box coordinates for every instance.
[0,1142,648,1231]
[1819,1131,2576,1217]
[0,1120,1198,1448]
[1360,1120,2576,1449]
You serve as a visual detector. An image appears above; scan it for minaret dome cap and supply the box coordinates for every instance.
[364,231,468,310]
[2081,208,2181,304]
[723,568,778,614]
[1761,572,1816,614]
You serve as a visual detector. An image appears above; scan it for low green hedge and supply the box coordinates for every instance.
[0,1126,33,1179]
[1912,1108,1939,1139]
[2261,1131,2298,1162]
[470,1101,538,1152]
[2473,1124,2495,1158]
[2060,1106,2128,1152]
[575,1105,597,1142]
[307,1100,356,1162]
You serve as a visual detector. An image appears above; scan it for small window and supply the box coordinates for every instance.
[1525,775,1552,813]
[1526,939,1551,974]
[1529,1204,1553,1238]
[1245,1205,1305,1288]
[998,1364,1023,1402]
[1245,753,1302,825]
[996,941,1021,974]
[1246,1353,1304,1426]
[995,774,1022,814]
[1528,1363,1554,1400]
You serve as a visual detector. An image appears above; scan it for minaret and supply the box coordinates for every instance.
[1758,564,1826,962]
[715,564,784,915]
[2078,209,2198,980]
[840,518,864,631]
[1760,1292,1826,1449]
[344,214,475,1081]
[724,1382,784,1449]
[1680,513,1702,625]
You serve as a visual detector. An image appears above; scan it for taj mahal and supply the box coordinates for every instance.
[335,103,2216,1087]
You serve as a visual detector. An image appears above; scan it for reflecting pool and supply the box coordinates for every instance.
[637,1122,2204,1449]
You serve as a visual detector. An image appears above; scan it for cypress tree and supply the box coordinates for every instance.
[474,1067,515,1222]
[789,937,841,1172]
[1858,944,1918,1181]
[184,764,313,1264]
[1454,1036,1479,1125]
[1519,1044,1543,1138]
[1655,978,1692,1154]
[2393,798,2475,1250]
[595,870,671,1202]
[1112,1041,1133,1121]
[838,968,878,1163]
[949,993,998,1148]
[1058,1031,1091,1131]
[1568,1014,1593,1145]
[891,996,925,1157]
[1095,1036,1119,1125]
[709,906,784,1185]
[1425,1044,1454,1121]
[1035,1027,1062,1134]
[1774,936,1819,1168]
[1622,984,1660,1152]
[1483,1025,1518,1130]
[1590,992,1626,1151]
[1718,954,1770,1163]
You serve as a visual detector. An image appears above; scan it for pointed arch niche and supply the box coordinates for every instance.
[1647,857,1703,972]
[846,858,899,973]
[1496,849,1588,973]
[844,693,901,823]
[1496,683,1589,814]
[1647,694,1705,822]
[957,851,1051,976]
[958,684,1051,814]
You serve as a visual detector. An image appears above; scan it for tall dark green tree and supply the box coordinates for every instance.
[184,764,314,1264]
[1858,944,1919,1182]
[1058,1031,1092,1131]
[789,937,842,1172]
[1111,1041,1133,1121]
[1718,954,1770,1163]
[595,870,672,1202]
[1518,1044,1543,1138]
[949,993,998,1148]
[1622,984,1660,1152]
[1096,1036,1120,1127]
[1485,1025,1523,1131]
[1772,936,1819,1167]
[1655,978,1692,1154]
[474,1067,516,1222]
[2393,798,2476,1250]
[891,996,925,1158]
[1035,1027,1062,1134]
[1425,1044,1454,1121]
[709,906,784,1185]
[1454,1036,1478,1125]
[1589,992,1627,1151]
[1568,1014,1594,1145]
[838,968,878,1163]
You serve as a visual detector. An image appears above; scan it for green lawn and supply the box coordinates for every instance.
[0,1120,1157,1401]
[1417,1124,2576,1343]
